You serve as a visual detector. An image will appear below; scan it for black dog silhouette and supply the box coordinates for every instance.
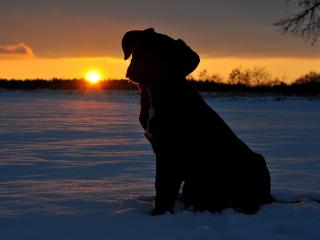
[122,28,272,215]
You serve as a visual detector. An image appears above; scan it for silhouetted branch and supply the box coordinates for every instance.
[274,0,320,43]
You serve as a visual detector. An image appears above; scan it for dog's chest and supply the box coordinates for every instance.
[145,87,155,139]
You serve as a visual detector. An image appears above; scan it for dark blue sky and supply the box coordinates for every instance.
[0,0,318,58]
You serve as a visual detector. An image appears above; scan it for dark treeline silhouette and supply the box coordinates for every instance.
[0,79,137,91]
[0,79,85,90]
[0,71,319,96]
[189,79,319,96]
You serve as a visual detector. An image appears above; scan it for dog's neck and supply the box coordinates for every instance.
[139,76,185,101]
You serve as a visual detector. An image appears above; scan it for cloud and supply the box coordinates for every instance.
[0,43,34,58]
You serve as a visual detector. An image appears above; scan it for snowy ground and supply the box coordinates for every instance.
[0,90,319,240]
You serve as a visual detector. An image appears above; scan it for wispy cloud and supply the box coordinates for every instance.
[0,43,34,58]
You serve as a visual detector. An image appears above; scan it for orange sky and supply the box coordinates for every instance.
[1,56,320,83]
[1,1,320,82]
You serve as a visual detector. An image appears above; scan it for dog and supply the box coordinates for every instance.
[122,28,272,215]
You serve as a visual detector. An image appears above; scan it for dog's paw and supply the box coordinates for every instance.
[151,207,173,216]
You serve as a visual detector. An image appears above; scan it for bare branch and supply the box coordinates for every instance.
[274,0,320,43]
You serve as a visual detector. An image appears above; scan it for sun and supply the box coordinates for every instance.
[85,70,103,84]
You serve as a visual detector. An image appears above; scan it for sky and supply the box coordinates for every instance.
[1,0,320,82]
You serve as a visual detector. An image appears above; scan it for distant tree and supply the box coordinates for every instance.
[250,66,272,86]
[228,66,273,86]
[210,73,224,83]
[228,67,251,85]
[268,78,287,87]
[198,69,210,80]
[274,0,320,43]
[197,69,224,82]
[293,71,320,84]
[291,71,320,95]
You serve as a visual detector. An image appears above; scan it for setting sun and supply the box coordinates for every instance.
[85,70,103,84]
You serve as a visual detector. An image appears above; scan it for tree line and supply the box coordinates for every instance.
[0,79,137,91]
[0,68,319,96]
[188,69,320,96]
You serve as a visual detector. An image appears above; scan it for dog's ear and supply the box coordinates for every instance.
[122,28,155,60]
[122,30,140,60]
[174,39,200,76]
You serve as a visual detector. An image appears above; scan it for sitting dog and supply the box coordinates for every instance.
[122,28,272,215]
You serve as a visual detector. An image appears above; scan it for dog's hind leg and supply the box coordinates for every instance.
[153,155,182,215]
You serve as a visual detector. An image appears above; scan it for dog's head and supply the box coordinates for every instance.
[122,28,200,84]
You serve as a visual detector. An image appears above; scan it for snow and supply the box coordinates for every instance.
[0,90,319,240]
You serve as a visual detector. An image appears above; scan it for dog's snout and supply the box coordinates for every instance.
[126,62,135,79]
[126,60,154,82]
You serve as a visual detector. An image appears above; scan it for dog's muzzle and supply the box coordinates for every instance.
[126,61,158,83]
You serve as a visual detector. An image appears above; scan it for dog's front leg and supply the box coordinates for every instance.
[153,154,182,215]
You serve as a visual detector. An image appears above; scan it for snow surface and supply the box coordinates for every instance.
[0,90,319,240]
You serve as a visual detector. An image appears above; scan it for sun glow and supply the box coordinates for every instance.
[85,70,103,84]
